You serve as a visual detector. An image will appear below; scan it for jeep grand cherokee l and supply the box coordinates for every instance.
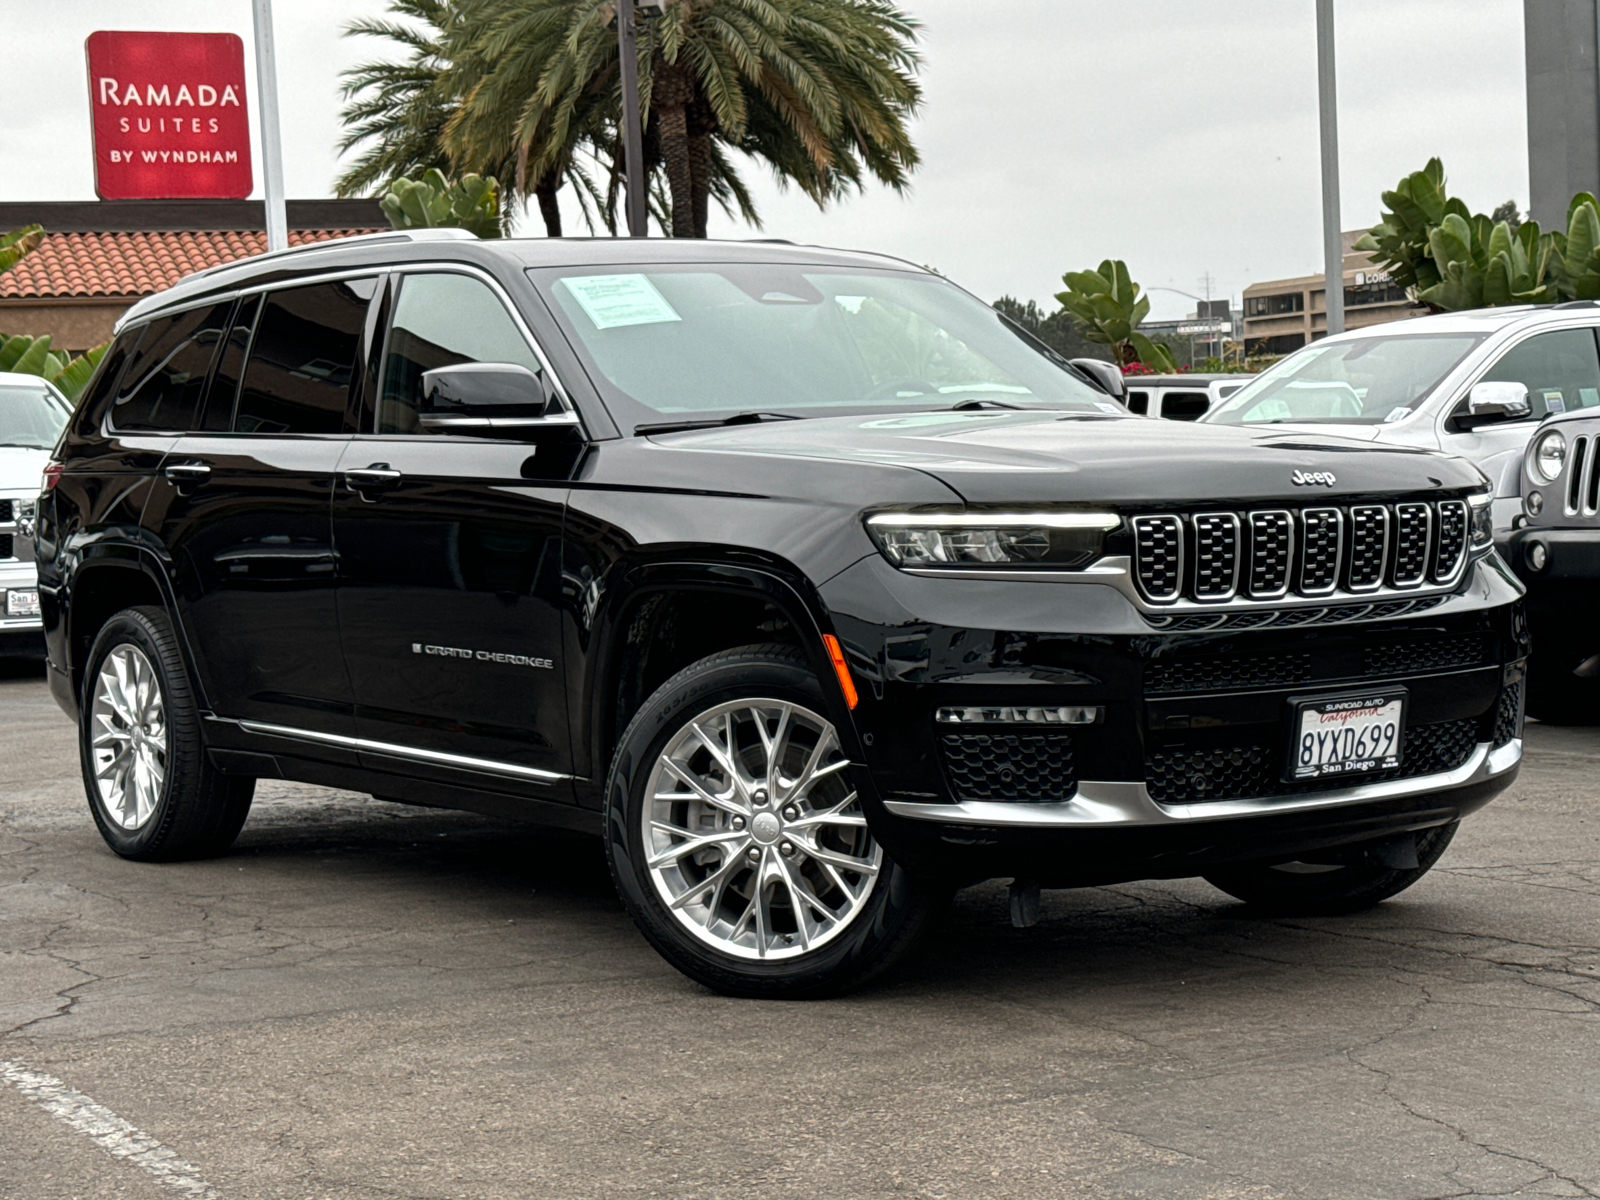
[36,231,1527,997]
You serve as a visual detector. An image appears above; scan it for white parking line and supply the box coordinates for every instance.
[1,1060,218,1199]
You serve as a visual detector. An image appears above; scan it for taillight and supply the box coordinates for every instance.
[41,462,63,491]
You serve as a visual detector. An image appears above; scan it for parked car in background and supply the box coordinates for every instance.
[1204,304,1600,538]
[1121,373,1254,420]
[0,372,70,658]
[1500,408,1600,721]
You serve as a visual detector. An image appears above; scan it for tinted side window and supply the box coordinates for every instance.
[111,302,233,431]
[378,273,541,434]
[200,294,260,432]
[1478,328,1600,419]
[235,278,376,435]
[68,327,141,436]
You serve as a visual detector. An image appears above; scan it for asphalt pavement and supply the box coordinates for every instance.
[2,656,1598,1200]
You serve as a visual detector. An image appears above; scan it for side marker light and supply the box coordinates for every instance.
[822,634,858,710]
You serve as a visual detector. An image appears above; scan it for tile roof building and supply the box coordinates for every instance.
[0,200,385,352]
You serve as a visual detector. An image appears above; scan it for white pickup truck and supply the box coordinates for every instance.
[0,372,70,658]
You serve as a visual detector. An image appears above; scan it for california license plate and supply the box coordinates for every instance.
[5,589,39,618]
[1286,690,1406,782]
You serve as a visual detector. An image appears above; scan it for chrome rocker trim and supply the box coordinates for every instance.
[216,717,573,784]
[882,738,1521,828]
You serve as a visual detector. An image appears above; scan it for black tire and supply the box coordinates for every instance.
[79,606,254,861]
[1202,822,1458,916]
[604,644,945,999]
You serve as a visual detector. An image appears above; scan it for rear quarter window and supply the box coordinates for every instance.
[68,328,140,437]
[110,302,233,432]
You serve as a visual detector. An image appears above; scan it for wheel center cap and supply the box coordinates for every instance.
[750,811,782,845]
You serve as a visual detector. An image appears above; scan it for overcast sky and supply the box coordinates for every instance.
[2,0,1527,319]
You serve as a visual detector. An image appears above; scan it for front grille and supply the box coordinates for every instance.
[1146,717,1478,804]
[1570,436,1591,515]
[1132,499,1471,605]
[1145,634,1491,696]
[0,534,11,560]
[0,499,12,523]
[1494,678,1524,748]
[1150,595,1448,633]
[941,732,1075,801]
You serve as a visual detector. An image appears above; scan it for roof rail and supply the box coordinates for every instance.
[185,227,477,281]
[1552,299,1600,310]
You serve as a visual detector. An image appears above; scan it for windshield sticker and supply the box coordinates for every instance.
[1094,401,1122,413]
[1544,389,1566,414]
[1384,406,1411,422]
[562,274,682,330]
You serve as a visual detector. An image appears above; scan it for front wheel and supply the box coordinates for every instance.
[1203,822,1458,915]
[604,644,945,998]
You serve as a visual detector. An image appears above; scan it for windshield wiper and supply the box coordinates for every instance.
[635,411,803,436]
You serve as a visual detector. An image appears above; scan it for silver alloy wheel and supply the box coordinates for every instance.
[89,644,169,831]
[643,698,881,960]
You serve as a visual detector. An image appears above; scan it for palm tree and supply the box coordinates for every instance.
[449,0,922,237]
[337,0,921,238]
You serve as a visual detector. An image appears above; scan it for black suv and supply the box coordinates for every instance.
[38,231,1527,996]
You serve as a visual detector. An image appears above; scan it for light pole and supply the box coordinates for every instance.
[615,0,661,238]
[250,0,288,253]
[1316,0,1344,336]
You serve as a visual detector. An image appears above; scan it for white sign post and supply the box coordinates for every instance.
[251,0,288,253]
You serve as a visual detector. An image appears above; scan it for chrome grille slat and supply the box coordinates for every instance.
[1391,503,1431,588]
[1132,515,1183,602]
[1191,512,1241,601]
[1246,511,1292,598]
[1132,501,1475,611]
[1432,500,1468,583]
[1298,508,1342,596]
[1346,505,1388,592]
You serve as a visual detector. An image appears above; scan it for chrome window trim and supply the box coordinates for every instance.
[1297,507,1343,597]
[883,738,1520,828]
[1190,511,1241,602]
[1345,504,1390,593]
[1245,509,1294,600]
[218,717,574,784]
[114,261,585,437]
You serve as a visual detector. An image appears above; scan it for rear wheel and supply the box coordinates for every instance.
[80,606,254,861]
[604,644,945,998]
[1202,822,1458,915]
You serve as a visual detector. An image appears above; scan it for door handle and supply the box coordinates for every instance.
[343,465,402,496]
[164,462,212,483]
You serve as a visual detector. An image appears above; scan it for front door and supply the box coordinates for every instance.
[145,278,377,741]
[331,269,583,797]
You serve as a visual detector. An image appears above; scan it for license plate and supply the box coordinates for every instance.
[1286,689,1406,782]
[5,589,39,618]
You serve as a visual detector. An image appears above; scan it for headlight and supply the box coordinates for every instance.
[1468,490,1493,550]
[865,511,1120,568]
[1533,431,1566,482]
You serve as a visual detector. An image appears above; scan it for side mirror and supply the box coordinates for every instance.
[418,363,551,432]
[1070,358,1126,399]
[1467,380,1532,422]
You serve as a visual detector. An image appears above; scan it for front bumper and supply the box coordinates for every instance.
[1500,526,1600,582]
[822,553,1527,883]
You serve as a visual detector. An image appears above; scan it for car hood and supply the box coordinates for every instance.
[651,410,1483,504]
[0,446,49,491]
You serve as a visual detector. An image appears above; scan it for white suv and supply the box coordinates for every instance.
[0,373,70,658]
[1204,305,1600,535]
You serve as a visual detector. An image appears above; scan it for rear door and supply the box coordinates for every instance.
[143,276,379,744]
[331,268,583,797]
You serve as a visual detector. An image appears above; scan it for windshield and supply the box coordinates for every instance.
[528,264,1114,429]
[0,380,70,449]
[1206,333,1484,425]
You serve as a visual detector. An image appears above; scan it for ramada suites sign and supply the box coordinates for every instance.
[85,31,253,200]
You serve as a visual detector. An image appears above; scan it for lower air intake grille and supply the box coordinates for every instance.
[1145,718,1478,804]
[1494,678,1524,748]
[1145,652,1314,695]
[0,534,11,560]
[0,499,12,523]
[941,732,1075,801]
